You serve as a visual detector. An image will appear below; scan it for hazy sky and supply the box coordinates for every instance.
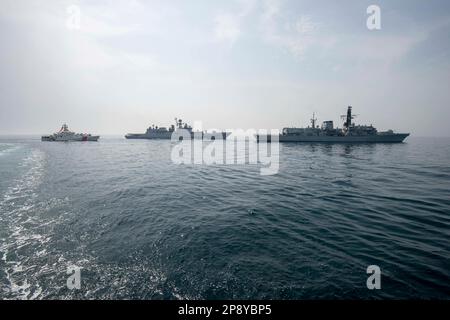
[1,0,450,136]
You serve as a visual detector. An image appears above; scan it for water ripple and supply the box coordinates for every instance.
[0,137,449,299]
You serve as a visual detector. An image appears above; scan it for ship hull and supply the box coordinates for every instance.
[125,132,230,140]
[257,133,409,143]
[84,136,100,142]
[41,135,100,142]
[125,133,172,139]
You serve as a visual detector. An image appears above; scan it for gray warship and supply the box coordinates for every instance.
[125,118,229,140]
[257,106,409,143]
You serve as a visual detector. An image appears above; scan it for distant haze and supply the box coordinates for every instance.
[1,0,450,136]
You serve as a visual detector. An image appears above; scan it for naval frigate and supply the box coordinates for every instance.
[257,106,409,143]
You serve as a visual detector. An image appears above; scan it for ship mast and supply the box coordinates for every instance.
[341,106,356,130]
[59,124,69,133]
[310,112,317,128]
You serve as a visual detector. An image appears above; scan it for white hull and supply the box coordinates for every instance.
[42,135,100,142]
[42,124,100,142]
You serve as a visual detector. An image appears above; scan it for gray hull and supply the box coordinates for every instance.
[125,133,172,139]
[258,133,409,143]
[125,132,230,140]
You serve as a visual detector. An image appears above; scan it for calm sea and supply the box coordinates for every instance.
[0,136,449,299]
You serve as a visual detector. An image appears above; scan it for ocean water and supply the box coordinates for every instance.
[0,136,449,300]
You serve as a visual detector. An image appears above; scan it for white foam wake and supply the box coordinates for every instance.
[0,149,46,300]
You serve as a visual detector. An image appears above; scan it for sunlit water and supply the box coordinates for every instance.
[0,136,449,299]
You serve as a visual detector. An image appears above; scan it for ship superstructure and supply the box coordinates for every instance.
[125,118,191,139]
[125,118,229,140]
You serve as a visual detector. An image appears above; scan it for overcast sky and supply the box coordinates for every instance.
[1,0,449,136]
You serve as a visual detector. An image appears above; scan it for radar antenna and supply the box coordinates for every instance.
[341,106,357,129]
